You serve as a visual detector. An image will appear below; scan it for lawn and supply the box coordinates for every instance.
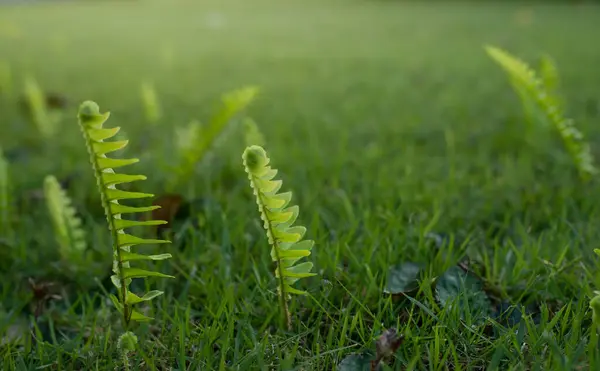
[2,0,600,369]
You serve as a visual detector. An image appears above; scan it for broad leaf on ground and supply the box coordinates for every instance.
[435,266,492,324]
[384,262,422,295]
[337,352,373,371]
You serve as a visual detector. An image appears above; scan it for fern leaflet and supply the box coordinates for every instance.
[242,145,315,330]
[77,101,173,326]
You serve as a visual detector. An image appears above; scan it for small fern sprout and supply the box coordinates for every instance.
[77,101,173,328]
[117,331,138,371]
[485,45,597,181]
[242,145,316,330]
[43,175,87,261]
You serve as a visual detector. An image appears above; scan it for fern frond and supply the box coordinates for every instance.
[0,147,9,236]
[43,175,87,260]
[169,86,259,191]
[485,45,597,180]
[242,145,315,330]
[141,81,161,124]
[77,101,173,326]
[539,54,560,100]
[23,76,59,138]
[244,118,266,147]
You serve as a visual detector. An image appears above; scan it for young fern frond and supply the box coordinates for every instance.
[43,175,87,261]
[242,145,315,330]
[77,101,173,326]
[169,86,259,191]
[485,45,597,180]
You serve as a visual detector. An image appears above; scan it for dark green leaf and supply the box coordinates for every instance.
[435,266,492,324]
[337,352,373,371]
[384,262,422,294]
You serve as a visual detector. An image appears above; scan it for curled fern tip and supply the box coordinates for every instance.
[79,100,101,118]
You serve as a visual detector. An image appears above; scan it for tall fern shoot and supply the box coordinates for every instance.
[242,145,315,330]
[77,101,173,328]
[485,45,597,180]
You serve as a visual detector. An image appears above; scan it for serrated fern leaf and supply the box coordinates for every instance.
[141,81,161,124]
[43,175,87,261]
[485,45,597,180]
[242,145,315,330]
[169,86,259,191]
[77,101,173,326]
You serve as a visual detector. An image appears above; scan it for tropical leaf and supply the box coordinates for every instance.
[485,45,597,180]
[77,100,173,326]
[242,145,315,330]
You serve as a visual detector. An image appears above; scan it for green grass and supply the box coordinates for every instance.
[2,0,600,369]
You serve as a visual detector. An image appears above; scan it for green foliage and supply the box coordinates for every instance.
[244,117,266,147]
[77,100,173,326]
[43,175,87,261]
[117,331,138,371]
[485,45,597,181]
[169,86,259,191]
[242,145,315,330]
[435,266,491,324]
[0,147,9,237]
[337,353,373,371]
[384,262,422,294]
[140,81,161,124]
[591,294,600,329]
[22,76,60,138]
[0,61,11,98]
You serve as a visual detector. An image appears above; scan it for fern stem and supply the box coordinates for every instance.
[249,175,292,331]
